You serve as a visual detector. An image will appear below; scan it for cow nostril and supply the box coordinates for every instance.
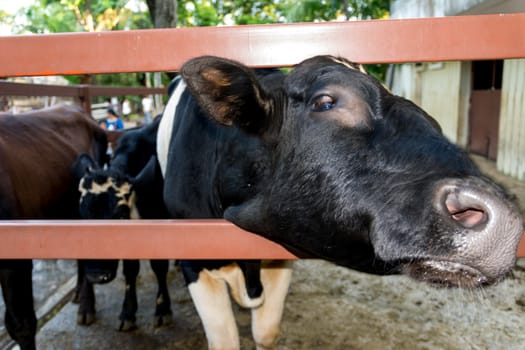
[445,196,487,229]
[449,207,486,228]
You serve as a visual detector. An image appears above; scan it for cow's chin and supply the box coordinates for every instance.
[401,259,498,288]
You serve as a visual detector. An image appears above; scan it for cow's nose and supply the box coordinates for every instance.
[436,179,498,231]
[444,190,488,229]
[435,177,523,264]
[86,271,115,284]
[433,177,523,279]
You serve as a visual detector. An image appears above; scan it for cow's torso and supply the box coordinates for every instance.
[0,104,106,219]
[0,104,107,350]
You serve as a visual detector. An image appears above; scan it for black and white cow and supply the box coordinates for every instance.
[155,56,523,349]
[73,117,172,331]
[0,104,108,350]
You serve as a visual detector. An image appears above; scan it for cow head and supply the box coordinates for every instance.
[73,152,163,220]
[75,156,138,220]
[181,55,524,288]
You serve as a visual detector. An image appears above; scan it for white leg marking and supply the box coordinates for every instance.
[156,78,187,178]
[188,269,240,350]
[210,263,264,309]
[252,260,293,350]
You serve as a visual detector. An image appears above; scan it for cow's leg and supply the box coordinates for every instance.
[251,261,293,350]
[77,259,119,326]
[119,259,139,331]
[149,259,172,327]
[76,273,96,325]
[72,260,84,304]
[0,259,36,350]
[183,262,240,350]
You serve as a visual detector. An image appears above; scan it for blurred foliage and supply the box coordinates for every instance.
[282,0,389,22]
[13,0,152,33]
[178,0,389,26]
[0,9,14,29]
[178,0,281,26]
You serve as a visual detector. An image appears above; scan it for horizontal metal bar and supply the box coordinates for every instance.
[0,220,297,259]
[0,81,84,97]
[0,81,166,97]
[0,219,522,259]
[87,86,165,97]
[1,13,525,77]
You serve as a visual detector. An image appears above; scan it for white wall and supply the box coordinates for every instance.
[497,59,525,180]
[390,0,486,18]
[391,62,470,147]
[391,64,420,105]
[390,0,525,182]
[420,62,471,146]
[390,0,525,18]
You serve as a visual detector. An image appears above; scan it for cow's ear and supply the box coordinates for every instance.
[72,153,97,180]
[181,56,272,134]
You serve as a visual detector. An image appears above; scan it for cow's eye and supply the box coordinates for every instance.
[311,95,335,112]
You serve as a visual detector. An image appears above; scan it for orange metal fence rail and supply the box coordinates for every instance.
[0,220,297,259]
[1,13,525,77]
[0,14,524,259]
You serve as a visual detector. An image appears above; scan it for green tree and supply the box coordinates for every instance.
[0,9,15,31]
[282,0,389,22]
[13,0,152,34]
[177,0,281,27]
[175,0,389,27]
[146,0,177,28]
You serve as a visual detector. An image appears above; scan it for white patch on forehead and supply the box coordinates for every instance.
[157,78,187,178]
[329,57,368,75]
[329,57,391,92]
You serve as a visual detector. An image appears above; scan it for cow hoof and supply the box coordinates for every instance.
[118,320,138,332]
[154,313,173,328]
[77,312,96,325]
[71,290,80,304]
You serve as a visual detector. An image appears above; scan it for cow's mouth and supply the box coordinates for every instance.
[402,259,495,288]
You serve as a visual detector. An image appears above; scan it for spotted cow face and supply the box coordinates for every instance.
[78,169,140,220]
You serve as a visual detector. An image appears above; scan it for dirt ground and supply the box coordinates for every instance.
[1,155,525,350]
[30,259,525,350]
